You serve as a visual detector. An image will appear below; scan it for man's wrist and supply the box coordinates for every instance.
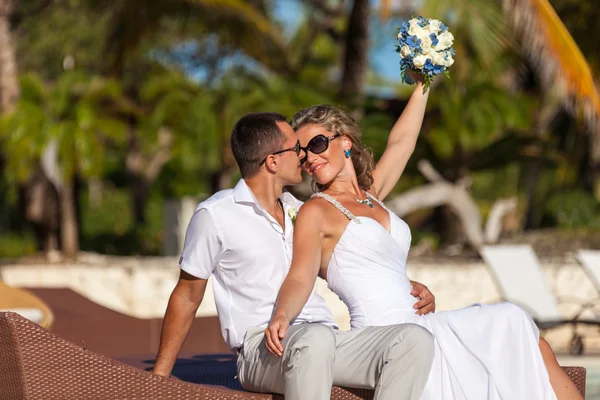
[152,364,172,377]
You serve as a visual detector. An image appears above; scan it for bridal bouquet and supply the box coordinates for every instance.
[396,16,455,91]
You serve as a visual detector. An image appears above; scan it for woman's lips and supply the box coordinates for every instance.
[310,163,325,174]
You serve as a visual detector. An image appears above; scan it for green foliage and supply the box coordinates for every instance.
[0,233,37,259]
[0,72,128,183]
[80,187,163,255]
[545,189,600,229]
[15,0,112,78]
[428,74,531,162]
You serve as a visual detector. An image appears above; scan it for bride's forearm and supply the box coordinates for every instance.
[387,82,429,148]
[273,277,314,322]
[372,83,430,198]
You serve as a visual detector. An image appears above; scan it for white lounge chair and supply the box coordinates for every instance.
[576,250,600,293]
[481,245,600,354]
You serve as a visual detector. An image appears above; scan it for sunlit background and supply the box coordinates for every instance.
[0,0,599,397]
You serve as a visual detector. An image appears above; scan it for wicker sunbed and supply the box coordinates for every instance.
[0,312,587,399]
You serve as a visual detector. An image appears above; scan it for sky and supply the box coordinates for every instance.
[272,0,411,88]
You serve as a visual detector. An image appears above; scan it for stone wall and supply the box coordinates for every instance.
[2,255,599,352]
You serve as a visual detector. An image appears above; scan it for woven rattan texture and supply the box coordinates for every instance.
[1,312,588,399]
[563,366,586,398]
[0,314,26,399]
[3,312,273,399]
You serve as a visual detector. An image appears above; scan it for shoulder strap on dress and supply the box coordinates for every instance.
[365,192,391,212]
[311,192,357,221]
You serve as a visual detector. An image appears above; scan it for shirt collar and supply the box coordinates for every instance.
[233,179,256,204]
[233,179,303,209]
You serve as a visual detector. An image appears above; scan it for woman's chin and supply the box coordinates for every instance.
[313,174,333,186]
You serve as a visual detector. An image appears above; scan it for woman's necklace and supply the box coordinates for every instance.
[330,189,374,208]
[350,192,374,208]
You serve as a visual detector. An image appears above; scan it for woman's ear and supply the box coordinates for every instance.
[343,136,353,151]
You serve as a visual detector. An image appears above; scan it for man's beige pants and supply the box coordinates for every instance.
[237,323,434,400]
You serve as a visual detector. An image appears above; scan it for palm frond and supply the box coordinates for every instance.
[106,0,290,74]
[503,0,600,134]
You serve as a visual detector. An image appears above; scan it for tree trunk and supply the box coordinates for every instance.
[0,0,19,113]
[523,158,541,229]
[523,98,559,229]
[18,170,60,253]
[126,126,173,224]
[60,178,79,259]
[132,176,149,225]
[591,128,600,200]
[339,0,370,106]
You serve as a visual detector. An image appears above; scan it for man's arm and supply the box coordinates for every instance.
[153,271,208,376]
[410,280,436,315]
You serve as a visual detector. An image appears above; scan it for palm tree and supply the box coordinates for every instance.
[339,0,370,105]
[0,0,18,113]
[0,73,127,258]
[502,0,600,199]
[99,0,291,76]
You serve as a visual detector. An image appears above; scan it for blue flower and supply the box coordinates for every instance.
[440,22,448,32]
[405,35,421,50]
[417,16,428,27]
[400,21,410,35]
[430,33,439,47]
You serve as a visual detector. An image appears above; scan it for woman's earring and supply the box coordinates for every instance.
[344,149,351,158]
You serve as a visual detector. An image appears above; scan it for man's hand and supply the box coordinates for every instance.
[411,281,435,315]
[265,314,289,357]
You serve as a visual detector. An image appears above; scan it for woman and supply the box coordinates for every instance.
[265,82,582,399]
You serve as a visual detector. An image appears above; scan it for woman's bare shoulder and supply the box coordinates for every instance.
[299,196,330,218]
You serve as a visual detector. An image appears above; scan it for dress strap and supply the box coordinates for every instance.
[311,192,358,221]
[365,192,391,212]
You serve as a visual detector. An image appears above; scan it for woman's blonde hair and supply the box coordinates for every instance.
[290,105,375,191]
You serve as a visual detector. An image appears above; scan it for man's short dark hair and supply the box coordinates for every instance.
[230,112,287,178]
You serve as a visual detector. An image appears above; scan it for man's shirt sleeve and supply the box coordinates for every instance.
[179,208,223,279]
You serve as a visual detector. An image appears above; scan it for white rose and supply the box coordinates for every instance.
[413,54,429,69]
[429,50,446,66]
[408,20,426,40]
[420,35,433,52]
[428,19,442,33]
[444,54,455,67]
[400,45,411,58]
[421,24,433,36]
[435,31,454,50]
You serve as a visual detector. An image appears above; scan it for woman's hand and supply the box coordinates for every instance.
[405,69,425,85]
[265,314,289,357]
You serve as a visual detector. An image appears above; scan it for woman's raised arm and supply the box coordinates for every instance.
[371,80,429,200]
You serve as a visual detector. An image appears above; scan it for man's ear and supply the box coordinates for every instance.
[264,154,279,172]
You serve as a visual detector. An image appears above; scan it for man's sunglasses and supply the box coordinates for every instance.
[260,141,303,165]
[260,133,341,165]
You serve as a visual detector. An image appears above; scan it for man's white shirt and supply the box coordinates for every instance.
[179,179,337,351]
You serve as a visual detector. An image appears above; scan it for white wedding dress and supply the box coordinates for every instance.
[313,192,557,400]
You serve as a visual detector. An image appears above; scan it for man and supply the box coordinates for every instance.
[153,112,435,400]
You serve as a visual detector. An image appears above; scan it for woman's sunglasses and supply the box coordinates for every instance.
[299,133,340,164]
[260,133,341,165]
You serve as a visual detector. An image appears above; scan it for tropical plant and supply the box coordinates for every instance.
[97,0,291,76]
[0,72,127,257]
[0,0,19,113]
